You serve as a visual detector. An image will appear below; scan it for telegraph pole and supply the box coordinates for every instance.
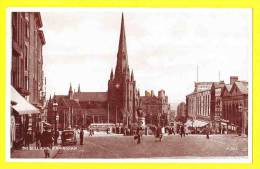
[107,104,110,123]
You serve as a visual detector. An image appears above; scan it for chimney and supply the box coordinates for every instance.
[230,76,238,85]
[158,90,165,98]
[145,90,151,97]
[151,90,154,97]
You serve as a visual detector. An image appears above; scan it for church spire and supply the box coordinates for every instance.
[131,69,134,81]
[115,13,129,79]
[78,84,81,93]
[69,82,73,99]
[118,13,127,56]
[110,68,114,80]
[69,83,72,93]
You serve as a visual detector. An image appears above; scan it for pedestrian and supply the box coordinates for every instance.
[237,126,242,136]
[24,129,31,150]
[41,129,52,158]
[80,128,84,145]
[124,127,127,136]
[54,130,59,145]
[173,127,176,135]
[89,128,92,136]
[106,128,110,134]
[35,131,41,149]
[206,126,210,139]
[180,125,184,138]
[136,126,142,144]
[155,125,162,142]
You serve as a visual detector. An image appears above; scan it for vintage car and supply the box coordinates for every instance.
[61,130,77,145]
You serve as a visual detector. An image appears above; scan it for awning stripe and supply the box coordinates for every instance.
[185,119,208,127]
[11,86,40,115]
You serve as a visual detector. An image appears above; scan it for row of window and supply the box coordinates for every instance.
[188,93,211,117]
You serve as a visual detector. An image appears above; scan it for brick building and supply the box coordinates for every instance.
[177,102,186,117]
[139,90,170,126]
[186,81,226,131]
[222,77,248,135]
[11,12,46,147]
[107,14,139,126]
[48,14,140,129]
[186,76,248,134]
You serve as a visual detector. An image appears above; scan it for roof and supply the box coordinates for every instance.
[140,96,160,104]
[54,95,67,100]
[194,81,225,92]
[235,81,248,94]
[225,84,232,92]
[63,99,81,108]
[186,88,211,97]
[84,108,107,116]
[54,95,80,108]
[73,92,107,102]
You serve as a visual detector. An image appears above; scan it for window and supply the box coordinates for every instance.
[24,46,28,70]
[26,22,29,38]
[12,13,18,42]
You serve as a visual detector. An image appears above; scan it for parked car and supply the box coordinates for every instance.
[61,130,77,146]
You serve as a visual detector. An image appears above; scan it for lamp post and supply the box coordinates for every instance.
[191,118,194,128]
[238,105,243,136]
[158,113,161,126]
[53,100,58,145]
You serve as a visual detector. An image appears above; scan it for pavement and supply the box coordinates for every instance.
[54,133,248,159]
[11,132,248,159]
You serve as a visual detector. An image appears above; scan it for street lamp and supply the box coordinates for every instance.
[238,105,243,136]
[191,118,194,128]
[53,100,58,145]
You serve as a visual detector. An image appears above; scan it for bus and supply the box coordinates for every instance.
[89,123,115,132]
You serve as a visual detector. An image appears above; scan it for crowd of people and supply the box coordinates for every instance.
[21,122,228,158]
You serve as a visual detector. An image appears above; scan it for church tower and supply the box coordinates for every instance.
[108,13,137,126]
[68,83,73,100]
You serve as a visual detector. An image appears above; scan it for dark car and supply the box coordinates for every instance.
[61,130,77,146]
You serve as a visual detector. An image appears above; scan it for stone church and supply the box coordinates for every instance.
[48,14,140,129]
[107,14,139,126]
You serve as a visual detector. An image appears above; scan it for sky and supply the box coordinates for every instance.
[41,8,251,108]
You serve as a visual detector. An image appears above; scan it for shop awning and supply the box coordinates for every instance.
[11,86,40,115]
[185,119,209,128]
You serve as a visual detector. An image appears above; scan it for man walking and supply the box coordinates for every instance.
[24,129,31,150]
[80,128,84,145]
[134,126,143,144]
[206,126,210,139]
[35,131,41,149]
[54,130,59,145]
[41,129,52,158]
[180,125,185,138]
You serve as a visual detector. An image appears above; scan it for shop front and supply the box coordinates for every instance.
[11,86,40,149]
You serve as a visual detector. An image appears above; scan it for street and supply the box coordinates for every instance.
[54,133,248,158]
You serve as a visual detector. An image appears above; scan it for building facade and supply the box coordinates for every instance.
[177,102,186,118]
[186,81,227,131]
[186,76,248,134]
[11,12,45,147]
[107,14,139,126]
[222,80,248,135]
[139,90,170,126]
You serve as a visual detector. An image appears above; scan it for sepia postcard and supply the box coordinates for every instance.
[6,8,252,163]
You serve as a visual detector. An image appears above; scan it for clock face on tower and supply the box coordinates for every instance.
[115,83,120,89]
